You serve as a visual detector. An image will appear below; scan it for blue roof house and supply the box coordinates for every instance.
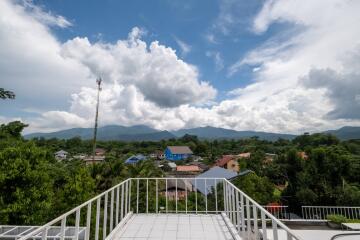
[191,166,238,195]
[164,146,193,161]
[125,154,146,164]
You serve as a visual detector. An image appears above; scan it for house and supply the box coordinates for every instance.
[83,155,105,165]
[95,148,106,156]
[125,154,146,164]
[189,162,209,171]
[167,162,177,171]
[215,155,240,173]
[149,150,165,159]
[238,152,251,158]
[176,165,202,174]
[264,153,277,163]
[164,146,193,161]
[54,150,68,160]
[192,166,238,195]
[298,151,308,160]
[160,178,193,200]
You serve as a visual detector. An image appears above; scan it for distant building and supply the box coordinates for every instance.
[298,151,308,160]
[167,162,177,171]
[95,148,106,156]
[216,155,240,173]
[164,146,193,161]
[264,153,277,163]
[73,154,86,160]
[125,154,146,164]
[160,178,193,200]
[238,152,251,158]
[54,150,68,160]
[150,150,165,159]
[189,162,209,171]
[83,155,105,165]
[176,165,202,174]
[192,167,238,195]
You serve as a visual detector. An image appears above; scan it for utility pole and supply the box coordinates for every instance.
[92,77,102,160]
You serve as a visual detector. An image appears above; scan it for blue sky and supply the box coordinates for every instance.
[1,0,360,133]
[35,0,269,97]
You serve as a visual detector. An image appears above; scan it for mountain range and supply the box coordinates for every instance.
[24,125,360,141]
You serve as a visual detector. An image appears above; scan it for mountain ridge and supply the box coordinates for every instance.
[24,125,360,141]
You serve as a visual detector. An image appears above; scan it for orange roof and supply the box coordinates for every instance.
[216,155,235,167]
[176,165,201,172]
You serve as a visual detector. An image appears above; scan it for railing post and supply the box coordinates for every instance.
[124,181,128,215]
[253,205,258,239]
[75,209,80,240]
[110,189,114,232]
[121,183,124,219]
[235,190,241,234]
[246,198,251,239]
[195,179,198,214]
[166,179,168,213]
[240,193,245,234]
[103,192,108,240]
[146,179,149,213]
[205,179,208,214]
[261,211,267,240]
[185,179,188,214]
[128,179,132,212]
[272,219,278,240]
[175,179,178,213]
[223,180,226,214]
[95,198,100,240]
[116,186,119,224]
[86,202,92,240]
[41,227,48,240]
[156,179,159,213]
[214,179,218,214]
[60,217,66,240]
[136,179,139,214]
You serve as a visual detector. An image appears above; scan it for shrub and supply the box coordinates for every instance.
[327,214,347,224]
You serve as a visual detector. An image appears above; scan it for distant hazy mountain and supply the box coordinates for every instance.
[25,125,176,141]
[24,125,360,141]
[324,126,360,140]
[171,126,296,141]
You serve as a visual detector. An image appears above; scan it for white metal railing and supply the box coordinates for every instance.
[302,206,360,220]
[18,178,302,240]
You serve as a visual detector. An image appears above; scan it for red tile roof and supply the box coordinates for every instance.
[167,146,193,154]
[216,155,235,167]
[176,165,201,172]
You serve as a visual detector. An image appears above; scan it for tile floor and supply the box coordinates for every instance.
[112,214,236,240]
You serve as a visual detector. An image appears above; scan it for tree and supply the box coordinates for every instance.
[0,121,28,139]
[0,88,15,99]
[232,173,277,204]
[0,142,55,224]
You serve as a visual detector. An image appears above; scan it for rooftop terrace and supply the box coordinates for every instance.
[9,178,360,240]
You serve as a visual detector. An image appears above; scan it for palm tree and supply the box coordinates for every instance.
[0,88,15,99]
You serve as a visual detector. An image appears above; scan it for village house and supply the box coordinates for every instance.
[83,155,105,165]
[298,151,309,160]
[160,179,193,201]
[215,155,240,173]
[176,165,202,174]
[164,146,193,161]
[125,154,146,164]
[264,153,277,164]
[95,148,106,156]
[237,152,251,158]
[54,150,68,160]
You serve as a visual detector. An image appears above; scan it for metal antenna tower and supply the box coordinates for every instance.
[92,77,102,160]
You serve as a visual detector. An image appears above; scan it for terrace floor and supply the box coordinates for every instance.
[110,214,239,240]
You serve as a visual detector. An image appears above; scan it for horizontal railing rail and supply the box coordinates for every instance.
[18,177,302,240]
[302,206,360,220]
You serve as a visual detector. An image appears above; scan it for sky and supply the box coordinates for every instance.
[1,0,360,134]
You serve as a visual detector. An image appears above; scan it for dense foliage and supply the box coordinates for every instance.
[0,121,360,224]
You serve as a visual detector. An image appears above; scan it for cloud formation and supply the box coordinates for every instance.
[1,0,360,135]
